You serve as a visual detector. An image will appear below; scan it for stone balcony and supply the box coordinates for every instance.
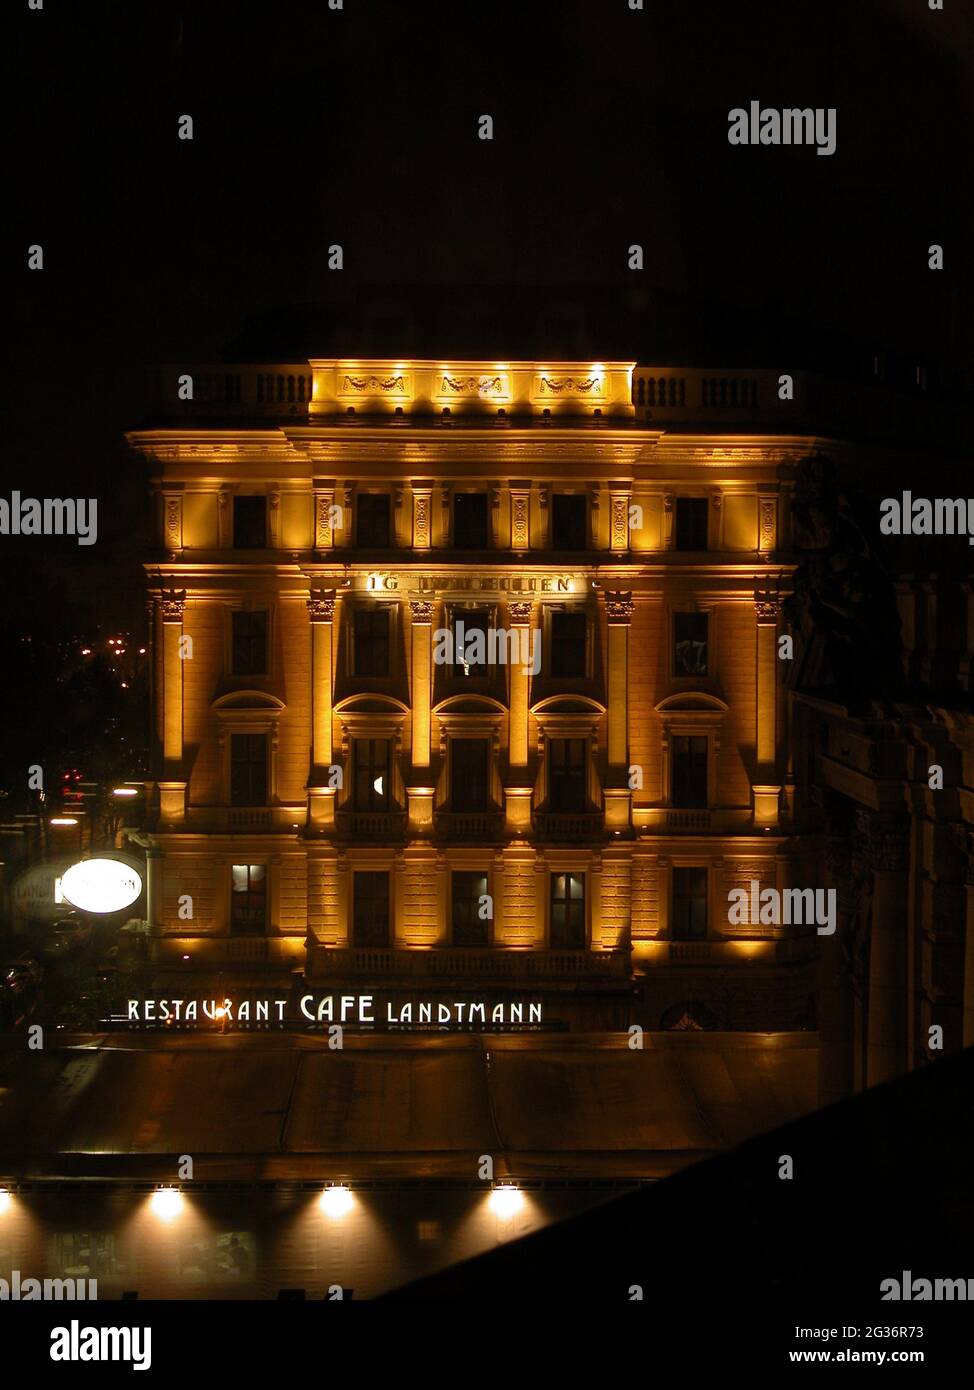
[306,944,632,986]
[532,810,605,842]
[433,810,505,842]
[335,809,408,842]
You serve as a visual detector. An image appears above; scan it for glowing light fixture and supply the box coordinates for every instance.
[319,1185,354,1218]
[0,1189,11,1214]
[112,787,139,798]
[488,1185,524,1218]
[150,1187,183,1222]
[60,858,142,914]
[49,817,78,826]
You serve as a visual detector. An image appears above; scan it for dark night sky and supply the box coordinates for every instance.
[6,0,974,553]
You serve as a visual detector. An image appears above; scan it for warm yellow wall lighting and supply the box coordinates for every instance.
[319,1186,354,1219]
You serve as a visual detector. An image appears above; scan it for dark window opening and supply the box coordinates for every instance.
[549,737,587,813]
[352,871,390,947]
[231,610,268,676]
[672,735,708,809]
[671,867,708,940]
[353,607,390,677]
[451,739,489,813]
[551,494,587,551]
[231,864,267,935]
[353,739,391,811]
[453,492,489,549]
[356,494,391,549]
[233,496,267,549]
[550,610,587,678]
[451,871,489,946]
[675,498,708,551]
[550,872,586,949]
[451,608,491,676]
[674,612,709,677]
[230,733,267,806]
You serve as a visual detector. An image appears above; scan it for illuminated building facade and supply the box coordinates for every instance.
[129,360,817,1030]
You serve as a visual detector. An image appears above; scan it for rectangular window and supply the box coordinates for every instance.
[453,492,489,549]
[551,494,587,551]
[673,612,709,677]
[230,733,267,806]
[353,738,390,811]
[230,863,267,934]
[671,867,708,940]
[451,871,489,946]
[672,735,708,808]
[231,610,268,676]
[549,737,587,813]
[675,497,708,551]
[451,608,490,676]
[356,494,391,549]
[550,872,586,949]
[233,496,267,549]
[451,739,489,813]
[352,871,390,947]
[353,607,390,677]
[550,610,587,678]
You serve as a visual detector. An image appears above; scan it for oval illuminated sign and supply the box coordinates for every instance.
[59,859,143,915]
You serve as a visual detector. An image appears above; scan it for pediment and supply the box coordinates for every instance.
[334,694,409,715]
[212,690,285,713]
[655,692,728,714]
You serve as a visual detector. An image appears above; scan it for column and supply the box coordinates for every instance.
[863,811,909,1087]
[505,600,534,835]
[412,481,433,551]
[159,588,187,822]
[608,483,632,555]
[163,488,183,553]
[758,494,777,560]
[307,589,336,831]
[963,837,974,1048]
[753,588,780,827]
[509,481,531,554]
[408,599,435,833]
[313,478,336,551]
[604,592,633,833]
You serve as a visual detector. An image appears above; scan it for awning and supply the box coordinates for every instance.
[0,1031,818,1181]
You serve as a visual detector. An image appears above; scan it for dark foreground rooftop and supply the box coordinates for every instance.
[383,1045,974,1303]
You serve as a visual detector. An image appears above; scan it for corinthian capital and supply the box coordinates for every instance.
[160,588,187,623]
[753,583,780,622]
[409,599,434,624]
[605,591,634,623]
[307,589,336,622]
